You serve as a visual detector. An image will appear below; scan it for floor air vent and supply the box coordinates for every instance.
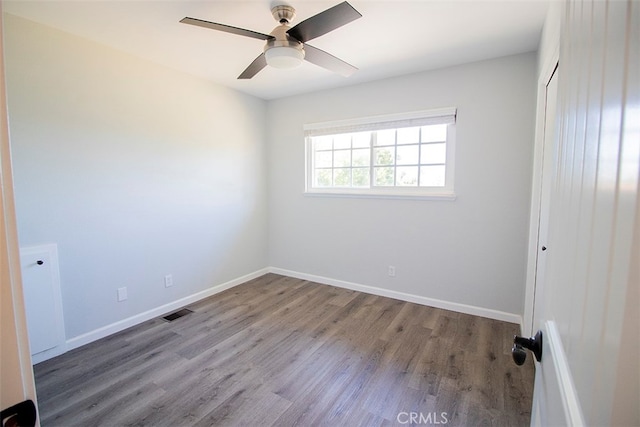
[162,308,193,322]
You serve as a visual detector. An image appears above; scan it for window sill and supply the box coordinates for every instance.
[303,190,457,201]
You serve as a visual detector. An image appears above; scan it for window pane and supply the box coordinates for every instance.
[314,169,332,187]
[421,143,446,164]
[334,150,351,167]
[397,127,420,145]
[396,166,418,186]
[313,136,332,151]
[375,129,395,146]
[352,132,371,148]
[421,124,447,142]
[307,110,454,194]
[396,145,419,165]
[352,148,370,166]
[334,134,351,149]
[352,167,370,187]
[420,165,446,187]
[374,167,394,186]
[333,168,351,187]
[315,150,332,168]
[374,147,394,165]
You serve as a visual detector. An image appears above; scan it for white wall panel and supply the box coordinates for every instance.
[534,0,640,424]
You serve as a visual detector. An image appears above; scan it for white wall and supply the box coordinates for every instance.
[4,14,269,341]
[267,53,537,318]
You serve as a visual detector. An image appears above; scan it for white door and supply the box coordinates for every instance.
[529,0,639,425]
[20,244,66,363]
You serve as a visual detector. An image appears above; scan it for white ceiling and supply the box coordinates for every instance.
[3,0,550,100]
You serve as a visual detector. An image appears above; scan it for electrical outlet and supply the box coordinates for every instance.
[164,274,173,288]
[117,287,127,302]
[388,266,396,277]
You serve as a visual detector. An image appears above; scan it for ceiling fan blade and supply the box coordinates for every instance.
[303,44,357,77]
[238,53,268,79]
[287,1,362,43]
[180,17,274,41]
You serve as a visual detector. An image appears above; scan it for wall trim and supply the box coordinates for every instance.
[269,267,522,325]
[60,266,522,362]
[64,268,269,354]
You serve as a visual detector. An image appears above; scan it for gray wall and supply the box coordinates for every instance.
[267,53,537,317]
[5,14,269,339]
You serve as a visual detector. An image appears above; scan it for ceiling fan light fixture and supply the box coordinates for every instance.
[265,46,305,69]
[181,1,361,79]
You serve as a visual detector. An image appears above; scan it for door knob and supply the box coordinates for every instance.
[36,260,44,265]
[512,330,543,365]
[0,399,36,427]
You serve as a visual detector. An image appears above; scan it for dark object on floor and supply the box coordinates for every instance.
[162,308,193,322]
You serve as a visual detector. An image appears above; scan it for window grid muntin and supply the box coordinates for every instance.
[311,124,447,190]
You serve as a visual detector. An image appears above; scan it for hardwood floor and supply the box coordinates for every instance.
[34,274,534,426]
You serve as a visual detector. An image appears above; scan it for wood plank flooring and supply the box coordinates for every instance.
[33,274,534,426]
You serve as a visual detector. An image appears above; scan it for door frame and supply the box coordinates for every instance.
[523,46,560,336]
[0,2,39,416]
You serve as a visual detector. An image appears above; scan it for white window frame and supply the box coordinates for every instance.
[304,107,457,200]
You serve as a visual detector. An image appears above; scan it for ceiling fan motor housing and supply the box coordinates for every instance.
[271,4,296,24]
[264,24,305,68]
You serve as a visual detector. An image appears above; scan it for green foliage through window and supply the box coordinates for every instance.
[310,125,449,190]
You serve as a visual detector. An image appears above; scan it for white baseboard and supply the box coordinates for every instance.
[269,267,522,325]
[58,266,521,362]
[31,343,68,365]
[64,268,269,353]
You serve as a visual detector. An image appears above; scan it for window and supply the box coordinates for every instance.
[305,108,456,199]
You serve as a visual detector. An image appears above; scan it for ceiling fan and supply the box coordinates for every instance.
[180,1,362,79]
